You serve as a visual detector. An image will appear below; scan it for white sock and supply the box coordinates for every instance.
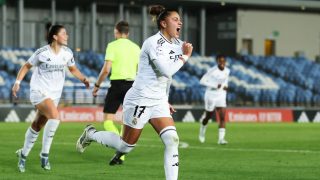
[41,119,60,155]
[90,131,121,149]
[22,127,39,157]
[160,126,179,180]
[219,128,226,141]
[90,131,135,153]
[200,124,207,136]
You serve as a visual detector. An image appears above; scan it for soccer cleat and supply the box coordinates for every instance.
[16,149,26,173]
[198,124,206,143]
[109,151,125,166]
[76,124,96,153]
[218,139,228,145]
[40,153,51,170]
[199,134,205,143]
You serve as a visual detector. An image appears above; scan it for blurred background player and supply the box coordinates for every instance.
[92,20,140,161]
[76,5,193,180]
[12,25,89,173]
[198,55,230,145]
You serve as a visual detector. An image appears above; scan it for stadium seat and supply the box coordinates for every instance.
[1,47,319,106]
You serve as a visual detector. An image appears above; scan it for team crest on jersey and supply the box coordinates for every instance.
[132,117,138,125]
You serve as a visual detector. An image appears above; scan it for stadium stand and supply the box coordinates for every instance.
[241,55,320,106]
[0,47,319,106]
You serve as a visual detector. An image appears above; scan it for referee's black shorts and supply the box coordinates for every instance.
[103,80,133,113]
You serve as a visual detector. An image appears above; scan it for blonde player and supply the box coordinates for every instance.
[76,5,192,180]
[198,55,230,144]
[12,25,89,173]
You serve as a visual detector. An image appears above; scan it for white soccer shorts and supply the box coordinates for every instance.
[123,100,171,129]
[204,91,226,112]
[30,90,60,107]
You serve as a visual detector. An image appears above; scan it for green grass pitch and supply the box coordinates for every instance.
[1,122,320,180]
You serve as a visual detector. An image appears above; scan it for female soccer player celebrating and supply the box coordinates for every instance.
[12,25,89,172]
[76,5,192,180]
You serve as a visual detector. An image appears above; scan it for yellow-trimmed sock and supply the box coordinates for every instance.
[118,125,125,161]
[103,120,119,135]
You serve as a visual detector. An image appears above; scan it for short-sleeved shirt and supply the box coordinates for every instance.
[131,32,183,104]
[200,66,230,97]
[105,38,140,80]
[28,45,75,99]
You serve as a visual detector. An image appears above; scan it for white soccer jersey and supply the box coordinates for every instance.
[28,45,75,100]
[130,32,184,105]
[200,65,230,97]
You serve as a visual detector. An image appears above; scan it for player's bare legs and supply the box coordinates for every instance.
[150,117,179,180]
[215,107,227,145]
[202,111,214,126]
[17,99,60,172]
[16,110,45,172]
[35,98,59,119]
[216,107,226,128]
[121,125,143,144]
[31,111,48,131]
[34,98,61,170]
[199,111,214,143]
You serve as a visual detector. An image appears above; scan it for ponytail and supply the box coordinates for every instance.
[47,25,65,44]
[149,5,177,30]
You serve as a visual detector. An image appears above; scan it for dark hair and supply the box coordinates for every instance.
[115,21,129,34]
[47,24,65,44]
[149,5,177,30]
[45,22,52,32]
[45,22,52,41]
[216,54,226,61]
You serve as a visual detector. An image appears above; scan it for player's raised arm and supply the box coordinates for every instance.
[181,41,193,60]
[12,62,33,98]
[149,41,192,78]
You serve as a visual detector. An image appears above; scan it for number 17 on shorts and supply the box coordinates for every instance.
[124,105,150,129]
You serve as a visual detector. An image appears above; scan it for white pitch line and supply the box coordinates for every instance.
[136,138,320,153]
[9,139,320,154]
[184,146,320,154]
[137,138,315,154]
[65,141,320,154]
[135,144,320,154]
[179,142,189,148]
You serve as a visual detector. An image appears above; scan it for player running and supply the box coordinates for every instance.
[12,25,89,172]
[198,55,230,144]
[76,5,193,180]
